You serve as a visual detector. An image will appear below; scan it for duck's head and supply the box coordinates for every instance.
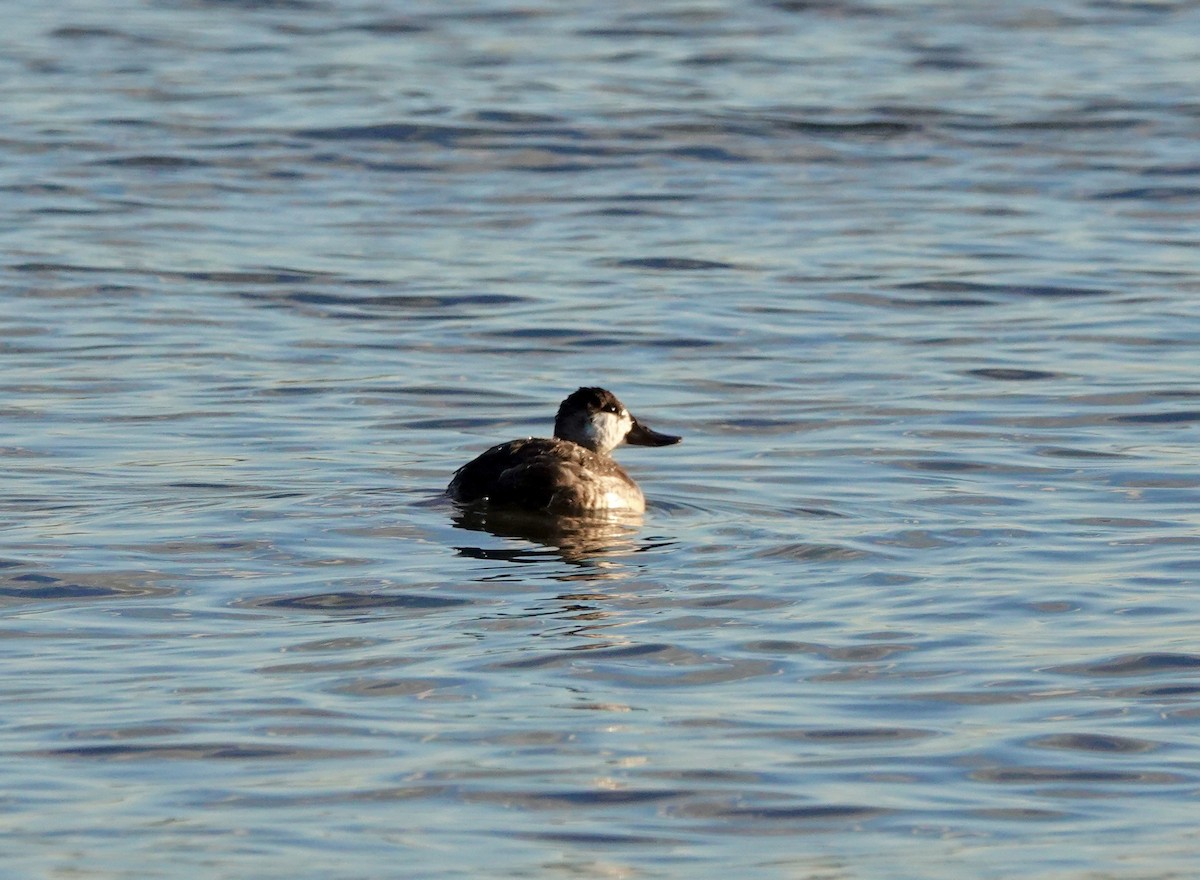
[553,387,682,455]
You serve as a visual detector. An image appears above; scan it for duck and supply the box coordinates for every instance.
[447,387,681,514]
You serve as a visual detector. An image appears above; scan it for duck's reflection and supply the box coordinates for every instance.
[449,505,679,646]
[450,504,666,570]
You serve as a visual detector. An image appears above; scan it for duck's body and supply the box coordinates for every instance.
[447,388,680,515]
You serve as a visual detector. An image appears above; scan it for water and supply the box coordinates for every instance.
[3,1,1199,877]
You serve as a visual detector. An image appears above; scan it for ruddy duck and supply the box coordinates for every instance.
[448,387,681,514]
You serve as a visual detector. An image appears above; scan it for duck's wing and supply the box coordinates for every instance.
[492,447,638,513]
[491,454,584,511]
[448,438,572,503]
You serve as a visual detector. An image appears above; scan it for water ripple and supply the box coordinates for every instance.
[4,0,1200,876]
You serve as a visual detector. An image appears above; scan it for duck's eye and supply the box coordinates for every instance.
[602,404,620,414]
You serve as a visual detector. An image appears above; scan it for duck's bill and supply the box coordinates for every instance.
[626,419,682,447]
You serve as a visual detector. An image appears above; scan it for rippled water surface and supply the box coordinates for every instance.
[3,1,1200,877]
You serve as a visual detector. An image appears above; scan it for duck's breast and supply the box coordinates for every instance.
[551,471,645,513]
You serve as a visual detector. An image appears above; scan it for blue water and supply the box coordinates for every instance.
[3,1,1199,877]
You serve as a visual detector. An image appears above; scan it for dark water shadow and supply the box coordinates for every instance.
[245,591,472,614]
[0,569,176,605]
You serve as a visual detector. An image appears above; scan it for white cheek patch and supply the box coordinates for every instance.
[585,412,630,453]
[607,413,633,450]
[620,413,633,443]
